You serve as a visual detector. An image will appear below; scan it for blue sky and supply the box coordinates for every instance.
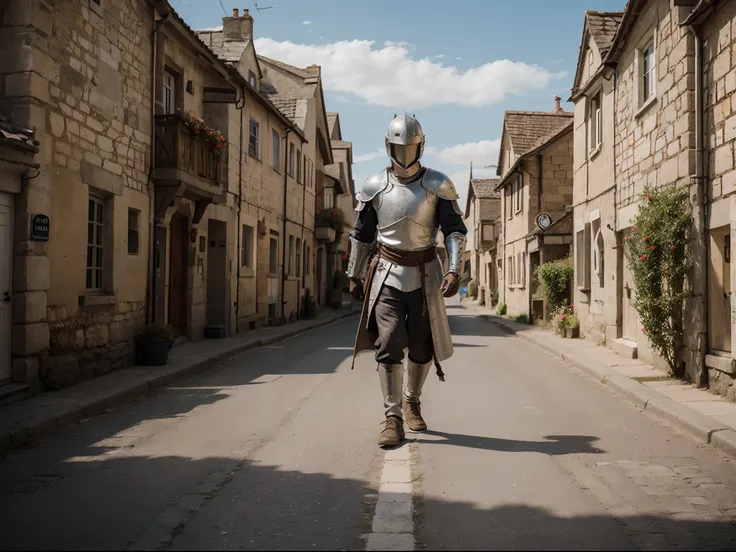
[174,0,626,204]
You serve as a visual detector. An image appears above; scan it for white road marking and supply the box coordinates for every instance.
[365,443,416,551]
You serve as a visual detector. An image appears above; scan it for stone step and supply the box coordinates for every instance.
[0,383,31,408]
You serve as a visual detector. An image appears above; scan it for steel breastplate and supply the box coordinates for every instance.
[374,173,439,252]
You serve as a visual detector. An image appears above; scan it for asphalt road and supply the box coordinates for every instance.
[1,302,736,550]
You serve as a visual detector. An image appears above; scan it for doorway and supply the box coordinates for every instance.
[620,239,639,342]
[708,226,731,353]
[0,193,12,384]
[168,213,189,337]
[154,225,167,324]
[316,247,324,305]
[206,219,228,335]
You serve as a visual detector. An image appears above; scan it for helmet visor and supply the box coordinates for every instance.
[389,143,421,169]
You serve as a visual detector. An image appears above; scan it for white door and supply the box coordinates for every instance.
[0,193,13,383]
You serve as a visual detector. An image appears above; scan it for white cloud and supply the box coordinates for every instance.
[302,20,312,25]
[200,25,223,31]
[254,38,566,108]
[426,139,501,167]
[456,56,463,61]
[354,148,385,163]
[432,54,445,59]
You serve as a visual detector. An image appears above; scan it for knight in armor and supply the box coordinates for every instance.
[347,113,468,447]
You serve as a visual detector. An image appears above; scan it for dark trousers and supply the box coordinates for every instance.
[374,286,434,365]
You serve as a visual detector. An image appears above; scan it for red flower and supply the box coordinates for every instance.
[670,245,676,250]
[220,135,225,141]
[633,225,637,231]
[215,143,222,149]
[560,314,567,321]
[332,211,337,216]
[642,328,646,333]
[650,245,655,251]
[643,236,648,241]
[647,195,652,201]
[625,235,630,240]
[641,255,647,260]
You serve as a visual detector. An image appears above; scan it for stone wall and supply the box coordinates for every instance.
[0,0,153,391]
[703,0,736,396]
[613,0,703,380]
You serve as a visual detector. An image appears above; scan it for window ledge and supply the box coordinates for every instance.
[589,145,602,160]
[241,267,255,278]
[248,153,261,163]
[81,293,117,307]
[635,96,657,119]
[577,285,591,292]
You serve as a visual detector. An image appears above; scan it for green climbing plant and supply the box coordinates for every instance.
[625,186,691,373]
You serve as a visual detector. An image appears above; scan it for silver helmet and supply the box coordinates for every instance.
[385,113,425,169]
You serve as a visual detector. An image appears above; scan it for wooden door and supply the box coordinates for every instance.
[168,213,188,337]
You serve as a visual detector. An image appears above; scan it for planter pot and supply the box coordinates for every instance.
[138,338,173,366]
[565,327,580,339]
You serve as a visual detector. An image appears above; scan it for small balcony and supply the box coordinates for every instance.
[153,114,228,222]
[315,208,345,244]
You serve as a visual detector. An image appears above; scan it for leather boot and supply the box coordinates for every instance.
[378,363,404,447]
[378,415,405,447]
[404,359,431,431]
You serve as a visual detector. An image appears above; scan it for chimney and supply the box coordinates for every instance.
[553,96,563,113]
[223,8,253,41]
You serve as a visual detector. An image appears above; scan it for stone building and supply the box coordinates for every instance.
[0,0,156,392]
[255,55,335,313]
[197,9,311,327]
[570,0,736,398]
[325,111,355,304]
[463,167,501,307]
[0,1,319,397]
[494,99,574,320]
[570,10,624,348]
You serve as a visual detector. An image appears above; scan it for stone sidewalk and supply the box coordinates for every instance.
[0,306,359,456]
[462,303,736,459]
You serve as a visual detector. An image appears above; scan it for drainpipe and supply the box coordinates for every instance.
[536,151,543,212]
[281,128,291,323]
[688,23,709,386]
[300,139,307,316]
[146,8,171,324]
[234,85,245,332]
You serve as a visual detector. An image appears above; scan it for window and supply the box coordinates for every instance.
[513,174,523,214]
[248,70,256,88]
[305,246,310,275]
[641,41,655,104]
[289,143,295,176]
[87,196,105,290]
[248,119,259,158]
[507,256,514,285]
[127,208,140,255]
[506,187,512,220]
[163,71,175,114]
[594,228,605,287]
[517,253,525,286]
[288,235,294,275]
[324,188,334,209]
[296,238,301,277]
[271,129,281,172]
[269,237,278,275]
[296,149,302,183]
[241,224,254,268]
[590,93,602,150]
[576,224,592,290]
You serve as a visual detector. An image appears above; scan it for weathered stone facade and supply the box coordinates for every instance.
[0,1,345,397]
[0,0,153,390]
[496,106,574,320]
[571,0,736,397]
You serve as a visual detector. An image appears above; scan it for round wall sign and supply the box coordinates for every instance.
[536,212,553,231]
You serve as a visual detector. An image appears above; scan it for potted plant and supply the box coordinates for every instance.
[136,322,175,366]
[564,313,580,339]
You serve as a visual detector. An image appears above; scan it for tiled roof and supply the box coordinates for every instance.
[471,178,501,199]
[503,111,573,157]
[269,97,298,121]
[0,115,38,151]
[258,55,318,80]
[586,11,624,57]
[196,30,249,62]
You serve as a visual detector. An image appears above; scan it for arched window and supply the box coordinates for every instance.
[593,229,605,287]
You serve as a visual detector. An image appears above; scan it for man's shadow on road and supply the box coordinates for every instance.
[410,430,604,455]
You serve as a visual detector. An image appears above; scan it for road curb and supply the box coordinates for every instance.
[0,310,358,457]
[468,304,736,460]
